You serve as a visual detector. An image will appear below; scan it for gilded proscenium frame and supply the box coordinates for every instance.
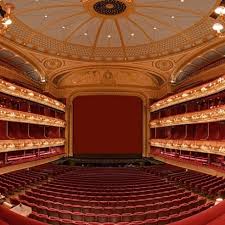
[0,138,65,153]
[0,107,65,127]
[0,79,65,112]
[66,91,149,158]
[150,104,225,128]
[150,139,225,157]
[150,76,225,112]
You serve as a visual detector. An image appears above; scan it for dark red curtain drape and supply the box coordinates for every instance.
[73,95,143,157]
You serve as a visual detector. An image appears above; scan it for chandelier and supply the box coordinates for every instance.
[212,5,225,36]
[0,1,14,34]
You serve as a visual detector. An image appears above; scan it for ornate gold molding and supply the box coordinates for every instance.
[150,76,225,112]
[0,79,65,112]
[0,138,65,153]
[0,107,65,127]
[150,139,225,156]
[150,104,225,128]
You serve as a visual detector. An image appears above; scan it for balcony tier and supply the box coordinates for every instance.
[0,108,65,127]
[150,139,225,156]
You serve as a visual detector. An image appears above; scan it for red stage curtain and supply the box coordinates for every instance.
[73,95,143,157]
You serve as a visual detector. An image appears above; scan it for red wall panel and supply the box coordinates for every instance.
[73,95,143,157]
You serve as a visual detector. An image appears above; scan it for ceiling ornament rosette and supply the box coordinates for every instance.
[4,0,219,62]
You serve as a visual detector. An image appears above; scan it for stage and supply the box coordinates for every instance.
[58,157,162,167]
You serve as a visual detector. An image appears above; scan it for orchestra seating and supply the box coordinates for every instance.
[0,164,71,197]
[7,165,213,225]
[1,163,225,224]
[145,165,225,199]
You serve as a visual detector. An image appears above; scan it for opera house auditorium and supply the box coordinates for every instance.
[1,0,225,225]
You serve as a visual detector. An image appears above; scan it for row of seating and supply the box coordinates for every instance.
[19,192,199,214]
[26,188,187,206]
[29,202,213,225]
[145,160,225,199]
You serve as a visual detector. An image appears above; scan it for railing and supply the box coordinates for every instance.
[0,107,65,127]
[0,138,65,152]
[0,79,65,112]
[150,76,225,112]
[150,105,225,128]
[150,139,225,156]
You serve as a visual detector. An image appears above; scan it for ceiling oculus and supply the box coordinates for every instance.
[93,0,127,16]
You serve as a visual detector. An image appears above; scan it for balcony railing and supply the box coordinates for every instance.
[150,139,225,156]
[150,76,225,112]
[0,79,65,111]
[0,138,65,152]
[150,105,225,128]
[0,107,65,127]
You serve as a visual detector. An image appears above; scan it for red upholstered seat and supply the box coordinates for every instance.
[47,217,61,225]
[145,210,158,219]
[96,214,108,223]
[143,219,158,225]
[121,213,133,222]
[70,212,83,221]
[132,212,146,221]
[108,214,121,223]
[83,213,96,222]
[48,208,60,218]
[60,218,76,225]
[59,210,72,220]
[157,217,171,225]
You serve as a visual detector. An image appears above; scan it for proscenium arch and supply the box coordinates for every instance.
[65,90,149,158]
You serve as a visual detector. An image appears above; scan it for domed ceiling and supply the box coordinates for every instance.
[5,0,218,62]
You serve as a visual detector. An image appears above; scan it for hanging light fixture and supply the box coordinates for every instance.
[213,5,225,36]
[0,1,14,34]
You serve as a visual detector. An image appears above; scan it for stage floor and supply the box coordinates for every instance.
[58,157,161,167]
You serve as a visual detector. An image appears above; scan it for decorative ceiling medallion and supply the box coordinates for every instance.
[93,0,126,16]
[155,60,174,71]
[101,70,116,85]
[43,59,63,70]
[83,0,133,18]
